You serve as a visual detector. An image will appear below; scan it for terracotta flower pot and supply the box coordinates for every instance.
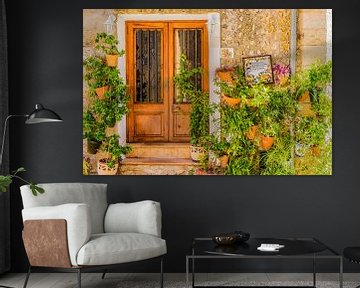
[298,91,317,117]
[95,86,109,99]
[190,145,206,162]
[311,145,321,156]
[246,125,258,140]
[106,54,119,67]
[221,95,241,107]
[259,135,274,151]
[216,70,233,84]
[298,91,311,103]
[97,159,119,175]
[219,155,229,168]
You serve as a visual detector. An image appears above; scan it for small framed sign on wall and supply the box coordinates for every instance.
[243,55,274,84]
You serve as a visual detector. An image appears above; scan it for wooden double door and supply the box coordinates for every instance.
[126,21,208,143]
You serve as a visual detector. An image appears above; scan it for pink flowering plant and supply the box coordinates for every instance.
[273,64,291,86]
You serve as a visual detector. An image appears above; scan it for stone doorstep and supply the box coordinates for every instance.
[119,157,198,175]
[127,143,191,159]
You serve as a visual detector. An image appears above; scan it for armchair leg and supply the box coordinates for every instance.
[160,257,164,288]
[77,268,81,288]
[23,266,31,288]
[101,270,107,279]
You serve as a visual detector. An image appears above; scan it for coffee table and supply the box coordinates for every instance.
[186,237,343,288]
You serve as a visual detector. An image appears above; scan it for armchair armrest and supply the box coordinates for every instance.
[104,200,162,237]
[22,203,91,266]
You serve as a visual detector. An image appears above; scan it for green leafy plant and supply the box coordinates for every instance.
[260,133,295,175]
[99,135,132,168]
[92,96,129,127]
[259,116,280,137]
[83,110,106,142]
[173,54,214,146]
[206,135,231,157]
[83,56,109,94]
[173,53,203,103]
[106,67,127,98]
[0,168,44,196]
[208,60,332,175]
[294,116,328,146]
[291,60,332,101]
[95,32,125,56]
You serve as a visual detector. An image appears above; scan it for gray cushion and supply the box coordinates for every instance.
[104,201,162,237]
[20,183,107,234]
[76,233,167,266]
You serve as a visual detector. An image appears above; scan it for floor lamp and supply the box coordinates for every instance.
[0,103,62,288]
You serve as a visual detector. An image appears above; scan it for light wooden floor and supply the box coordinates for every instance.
[0,273,359,288]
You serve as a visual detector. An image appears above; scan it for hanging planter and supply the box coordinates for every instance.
[216,66,236,85]
[298,91,316,117]
[259,135,274,151]
[97,158,119,175]
[246,125,258,140]
[95,86,109,100]
[219,155,229,168]
[105,54,118,67]
[221,95,241,107]
[216,71,233,84]
[95,33,124,68]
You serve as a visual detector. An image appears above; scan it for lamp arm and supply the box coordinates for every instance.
[0,114,28,169]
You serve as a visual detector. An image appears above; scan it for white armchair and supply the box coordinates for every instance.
[20,183,166,288]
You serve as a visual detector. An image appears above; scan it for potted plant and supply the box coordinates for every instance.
[291,61,332,116]
[294,116,329,157]
[97,135,132,175]
[215,65,236,84]
[95,32,125,67]
[258,117,279,151]
[245,124,258,140]
[216,67,271,108]
[173,54,214,161]
[189,91,214,161]
[207,136,231,168]
[215,67,241,107]
[83,110,106,154]
[83,56,109,99]
[273,63,291,86]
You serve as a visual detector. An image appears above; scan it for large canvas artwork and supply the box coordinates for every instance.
[83,9,332,175]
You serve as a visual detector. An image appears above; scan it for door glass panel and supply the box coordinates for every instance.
[135,30,162,103]
[174,29,202,103]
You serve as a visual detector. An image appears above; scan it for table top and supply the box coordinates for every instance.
[190,237,340,258]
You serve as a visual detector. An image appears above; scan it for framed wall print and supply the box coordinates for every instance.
[243,55,274,84]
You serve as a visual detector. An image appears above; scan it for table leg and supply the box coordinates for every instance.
[192,257,195,288]
[313,254,316,287]
[186,257,189,288]
[339,257,343,288]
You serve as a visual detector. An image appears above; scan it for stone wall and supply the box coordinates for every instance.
[297,9,328,68]
[83,8,329,70]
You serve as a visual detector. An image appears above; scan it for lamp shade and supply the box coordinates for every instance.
[25,104,63,124]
